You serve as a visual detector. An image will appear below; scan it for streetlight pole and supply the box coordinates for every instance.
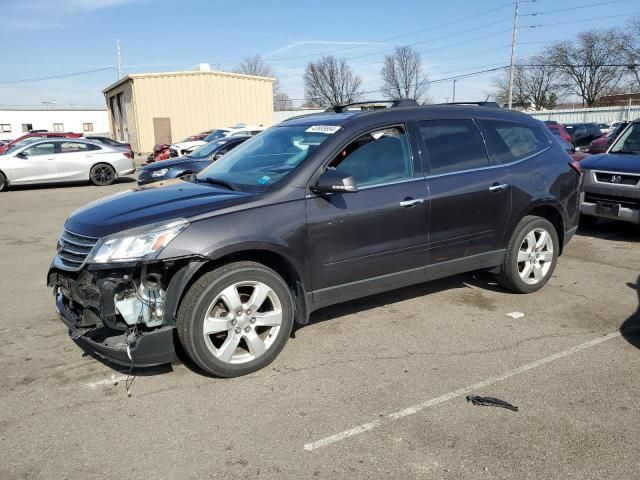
[116,38,123,79]
[507,0,520,109]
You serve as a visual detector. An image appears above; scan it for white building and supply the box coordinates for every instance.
[0,109,109,141]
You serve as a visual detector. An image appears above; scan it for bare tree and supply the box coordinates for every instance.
[234,54,275,78]
[492,55,565,110]
[380,46,429,102]
[273,92,293,111]
[304,55,363,107]
[547,29,626,106]
[619,17,640,90]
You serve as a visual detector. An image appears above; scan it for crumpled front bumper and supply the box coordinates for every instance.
[50,267,175,368]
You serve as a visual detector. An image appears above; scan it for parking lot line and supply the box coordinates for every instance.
[303,331,622,452]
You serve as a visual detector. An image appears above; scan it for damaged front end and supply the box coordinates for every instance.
[48,263,178,367]
[47,218,202,368]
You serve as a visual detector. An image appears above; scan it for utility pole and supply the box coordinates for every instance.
[116,38,123,80]
[452,79,457,103]
[507,0,520,109]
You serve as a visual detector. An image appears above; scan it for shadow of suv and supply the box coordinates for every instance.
[47,100,582,377]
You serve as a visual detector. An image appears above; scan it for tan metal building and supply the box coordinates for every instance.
[103,68,275,153]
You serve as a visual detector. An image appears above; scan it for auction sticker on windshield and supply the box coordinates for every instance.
[305,125,341,134]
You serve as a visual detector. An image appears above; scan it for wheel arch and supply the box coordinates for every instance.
[164,248,309,327]
[0,168,8,188]
[89,161,118,181]
[520,202,565,254]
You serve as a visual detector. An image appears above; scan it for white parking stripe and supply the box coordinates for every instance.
[304,331,622,452]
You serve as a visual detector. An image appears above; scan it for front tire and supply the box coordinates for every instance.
[0,172,7,192]
[177,261,294,377]
[90,163,116,186]
[497,215,559,293]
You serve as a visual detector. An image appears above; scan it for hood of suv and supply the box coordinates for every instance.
[65,180,252,238]
[580,153,640,174]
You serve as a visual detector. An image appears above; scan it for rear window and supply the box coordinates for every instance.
[480,120,549,165]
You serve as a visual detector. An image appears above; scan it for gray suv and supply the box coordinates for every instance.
[48,101,582,377]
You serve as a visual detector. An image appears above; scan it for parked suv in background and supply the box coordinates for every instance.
[580,120,640,224]
[169,125,265,157]
[47,100,581,377]
[587,121,629,154]
[564,123,602,149]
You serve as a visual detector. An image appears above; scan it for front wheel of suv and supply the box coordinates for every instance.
[496,215,559,294]
[177,261,294,377]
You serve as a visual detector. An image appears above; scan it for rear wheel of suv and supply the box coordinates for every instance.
[497,215,559,293]
[177,261,294,377]
[90,163,116,186]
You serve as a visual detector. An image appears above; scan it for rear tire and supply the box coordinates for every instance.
[0,172,6,192]
[496,215,559,293]
[177,261,294,377]
[90,163,116,186]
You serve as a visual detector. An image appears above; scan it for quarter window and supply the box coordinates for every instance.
[59,141,98,153]
[480,119,549,165]
[328,126,414,188]
[418,119,489,175]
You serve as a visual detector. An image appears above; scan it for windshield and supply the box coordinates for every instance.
[189,139,231,159]
[610,123,640,154]
[197,125,335,192]
[204,129,230,142]
[5,136,41,154]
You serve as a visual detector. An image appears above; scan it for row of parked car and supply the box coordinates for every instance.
[544,120,629,155]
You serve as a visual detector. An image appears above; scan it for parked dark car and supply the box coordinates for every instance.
[564,123,602,149]
[85,136,134,159]
[546,123,572,144]
[47,101,581,377]
[138,136,249,185]
[587,121,629,154]
[580,119,640,224]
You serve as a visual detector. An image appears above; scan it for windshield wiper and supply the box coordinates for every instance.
[197,177,239,191]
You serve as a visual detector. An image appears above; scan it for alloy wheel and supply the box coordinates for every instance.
[517,227,554,285]
[91,165,115,185]
[202,281,283,364]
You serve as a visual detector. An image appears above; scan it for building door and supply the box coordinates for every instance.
[153,117,172,145]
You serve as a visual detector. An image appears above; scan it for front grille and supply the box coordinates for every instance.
[594,172,639,186]
[56,229,99,271]
[584,193,639,209]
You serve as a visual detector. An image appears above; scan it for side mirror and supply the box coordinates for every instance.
[16,151,28,159]
[212,152,224,161]
[312,170,358,194]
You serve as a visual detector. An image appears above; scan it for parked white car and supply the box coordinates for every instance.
[0,138,136,191]
[169,125,265,157]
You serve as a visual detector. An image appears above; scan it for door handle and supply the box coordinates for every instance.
[46,157,56,161]
[399,198,424,207]
[489,183,509,192]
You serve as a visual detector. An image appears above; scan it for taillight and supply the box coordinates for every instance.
[569,160,581,174]
[123,152,132,159]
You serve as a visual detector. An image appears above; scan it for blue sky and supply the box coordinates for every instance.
[0,0,638,108]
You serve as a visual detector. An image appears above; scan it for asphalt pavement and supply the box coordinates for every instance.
[0,175,638,479]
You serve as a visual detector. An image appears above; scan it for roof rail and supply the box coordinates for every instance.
[325,99,419,113]
[439,101,500,108]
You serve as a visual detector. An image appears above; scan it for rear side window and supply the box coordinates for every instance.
[418,119,489,175]
[480,120,549,165]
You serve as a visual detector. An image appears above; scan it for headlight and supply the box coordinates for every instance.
[87,219,189,263]
[152,168,169,178]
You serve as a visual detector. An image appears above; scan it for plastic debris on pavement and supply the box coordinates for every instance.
[466,396,519,412]
[506,311,525,319]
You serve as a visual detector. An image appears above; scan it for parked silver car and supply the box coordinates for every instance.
[0,138,136,191]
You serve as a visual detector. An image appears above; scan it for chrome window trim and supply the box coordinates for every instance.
[425,145,551,179]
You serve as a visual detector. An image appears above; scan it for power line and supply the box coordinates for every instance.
[522,0,633,16]
[0,66,113,85]
[266,1,515,63]
[524,11,640,28]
